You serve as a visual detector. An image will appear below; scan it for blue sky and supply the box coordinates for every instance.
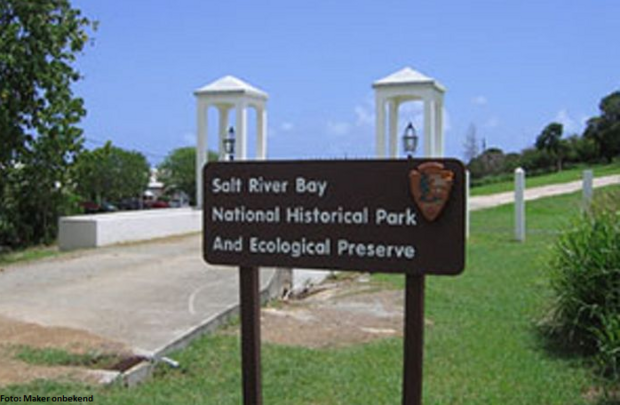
[72,0,620,164]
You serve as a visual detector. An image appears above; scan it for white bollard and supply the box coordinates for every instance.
[583,169,593,210]
[514,167,526,242]
[465,170,470,239]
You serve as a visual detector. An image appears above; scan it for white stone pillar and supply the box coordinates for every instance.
[388,100,398,158]
[218,106,230,161]
[514,167,526,242]
[434,99,444,157]
[235,102,247,160]
[424,99,436,157]
[196,101,207,208]
[583,169,593,210]
[256,107,267,160]
[465,169,470,239]
[375,96,386,158]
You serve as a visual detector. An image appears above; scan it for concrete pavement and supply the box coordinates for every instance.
[0,234,280,356]
[469,174,620,211]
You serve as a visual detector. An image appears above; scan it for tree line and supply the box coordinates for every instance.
[466,91,620,183]
[71,143,215,210]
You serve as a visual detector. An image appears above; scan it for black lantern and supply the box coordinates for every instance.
[223,126,236,161]
[402,122,418,158]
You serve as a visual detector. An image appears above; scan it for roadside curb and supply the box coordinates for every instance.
[117,267,292,387]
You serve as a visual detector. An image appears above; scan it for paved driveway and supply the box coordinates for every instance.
[0,234,274,354]
[469,174,620,211]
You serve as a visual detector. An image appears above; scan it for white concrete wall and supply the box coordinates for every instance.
[58,219,98,250]
[59,208,203,251]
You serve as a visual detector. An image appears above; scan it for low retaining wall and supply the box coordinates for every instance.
[121,267,293,387]
[59,208,203,251]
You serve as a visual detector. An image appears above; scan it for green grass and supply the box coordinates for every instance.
[4,188,620,404]
[471,161,620,196]
[12,346,121,370]
[0,245,61,266]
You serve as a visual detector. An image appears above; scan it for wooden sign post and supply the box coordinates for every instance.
[203,159,466,405]
[239,266,262,404]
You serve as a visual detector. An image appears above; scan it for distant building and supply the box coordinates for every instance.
[146,167,164,199]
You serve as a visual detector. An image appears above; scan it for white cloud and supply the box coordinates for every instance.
[484,117,500,128]
[354,94,375,127]
[399,102,424,117]
[280,122,294,132]
[554,109,579,134]
[398,102,424,133]
[471,96,488,106]
[326,121,352,136]
[182,132,195,145]
[352,99,451,134]
[327,95,452,156]
[355,105,374,127]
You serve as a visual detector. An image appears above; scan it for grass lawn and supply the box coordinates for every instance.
[0,245,61,266]
[11,346,123,370]
[471,161,620,196]
[4,187,618,404]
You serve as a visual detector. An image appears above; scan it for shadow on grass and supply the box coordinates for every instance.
[597,399,620,405]
[532,324,591,362]
[532,323,620,405]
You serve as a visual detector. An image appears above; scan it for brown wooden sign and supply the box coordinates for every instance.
[203,159,465,276]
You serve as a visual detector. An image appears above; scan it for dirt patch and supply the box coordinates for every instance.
[0,315,133,387]
[583,385,620,404]
[259,274,428,348]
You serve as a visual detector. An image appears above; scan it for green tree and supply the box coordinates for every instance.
[158,147,217,206]
[563,134,599,165]
[535,122,565,171]
[74,142,150,204]
[0,0,95,247]
[584,91,620,163]
[519,147,554,173]
[467,147,506,179]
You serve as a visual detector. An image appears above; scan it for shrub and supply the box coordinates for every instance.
[503,153,521,173]
[519,147,555,173]
[468,148,506,179]
[544,188,620,381]
[564,135,600,165]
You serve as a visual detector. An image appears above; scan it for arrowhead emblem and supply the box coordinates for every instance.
[409,162,455,222]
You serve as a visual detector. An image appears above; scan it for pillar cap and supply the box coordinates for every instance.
[194,75,268,100]
[373,67,445,92]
